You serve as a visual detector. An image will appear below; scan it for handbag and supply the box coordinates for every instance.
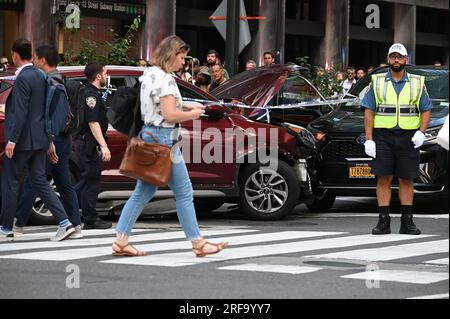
[119,131,172,186]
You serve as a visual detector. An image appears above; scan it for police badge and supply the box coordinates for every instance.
[86,96,97,109]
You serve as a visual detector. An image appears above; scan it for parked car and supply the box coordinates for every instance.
[0,65,317,223]
[306,65,449,211]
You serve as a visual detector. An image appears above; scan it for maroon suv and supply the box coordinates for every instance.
[0,66,317,222]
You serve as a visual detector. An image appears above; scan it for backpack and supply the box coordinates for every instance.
[107,84,143,137]
[40,71,72,138]
[65,79,86,137]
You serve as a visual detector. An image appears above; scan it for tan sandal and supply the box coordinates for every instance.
[192,241,228,257]
[112,241,148,257]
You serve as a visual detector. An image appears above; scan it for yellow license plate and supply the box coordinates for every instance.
[349,166,375,178]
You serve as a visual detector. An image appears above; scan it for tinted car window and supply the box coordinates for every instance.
[69,76,134,89]
[280,76,320,105]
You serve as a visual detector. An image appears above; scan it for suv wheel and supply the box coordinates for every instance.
[28,178,58,225]
[239,161,300,220]
[306,193,336,212]
[28,164,80,225]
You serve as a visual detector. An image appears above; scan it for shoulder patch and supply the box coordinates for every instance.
[86,96,97,109]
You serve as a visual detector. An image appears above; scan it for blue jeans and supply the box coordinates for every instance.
[116,125,202,240]
[15,137,81,227]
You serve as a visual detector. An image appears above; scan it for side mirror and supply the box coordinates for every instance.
[204,104,225,118]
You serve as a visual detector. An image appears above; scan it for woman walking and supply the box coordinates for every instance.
[112,36,228,257]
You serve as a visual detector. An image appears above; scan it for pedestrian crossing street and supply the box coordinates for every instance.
[1,226,448,287]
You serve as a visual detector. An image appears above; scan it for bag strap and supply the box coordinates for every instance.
[142,131,160,143]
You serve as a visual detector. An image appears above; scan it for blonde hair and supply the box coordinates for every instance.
[151,35,190,73]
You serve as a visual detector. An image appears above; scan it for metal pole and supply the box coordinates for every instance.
[225,0,240,76]
[143,0,176,62]
[275,0,286,64]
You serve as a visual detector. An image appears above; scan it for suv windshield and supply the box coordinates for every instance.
[340,68,449,119]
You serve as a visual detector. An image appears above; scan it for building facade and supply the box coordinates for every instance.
[1,0,448,74]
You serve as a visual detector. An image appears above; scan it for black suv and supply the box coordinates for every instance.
[307,65,449,211]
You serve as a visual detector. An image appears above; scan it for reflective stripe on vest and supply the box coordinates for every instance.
[372,72,424,129]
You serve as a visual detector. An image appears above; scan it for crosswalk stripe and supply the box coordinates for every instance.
[316,213,449,219]
[305,239,449,261]
[0,228,257,254]
[217,263,321,274]
[423,258,449,265]
[0,231,342,261]
[5,228,149,242]
[407,293,449,299]
[100,234,436,267]
[341,270,449,284]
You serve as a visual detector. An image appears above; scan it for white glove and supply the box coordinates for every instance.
[364,140,376,158]
[411,130,425,148]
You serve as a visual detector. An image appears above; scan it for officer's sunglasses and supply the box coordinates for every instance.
[389,54,406,60]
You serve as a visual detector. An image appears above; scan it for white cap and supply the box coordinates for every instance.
[388,43,408,56]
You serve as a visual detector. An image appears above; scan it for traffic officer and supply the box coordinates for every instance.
[74,62,112,229]
[361,43,432,235]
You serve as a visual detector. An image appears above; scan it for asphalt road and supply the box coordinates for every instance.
[0,197,448,304]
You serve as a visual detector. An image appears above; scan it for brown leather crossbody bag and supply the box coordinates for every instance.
[119,131,172,186]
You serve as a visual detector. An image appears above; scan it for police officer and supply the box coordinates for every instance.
[74,62,112,229]
[362,43,432,235]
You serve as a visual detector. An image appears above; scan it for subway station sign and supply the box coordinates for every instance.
[57,0,145,19]
[0,0,24,11]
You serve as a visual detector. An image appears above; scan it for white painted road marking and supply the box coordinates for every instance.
[407,293,449,299]
[218,263,321,275]
[0,231,342,261]
[0,228,258,253]
[315,213,449,219]
[423,258,449,265]
[101,234,436,267]
[341,270,449,284]
[5,228,149,242]
[306,239,449,261]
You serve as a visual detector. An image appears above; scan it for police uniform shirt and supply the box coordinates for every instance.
[83,83,108,137]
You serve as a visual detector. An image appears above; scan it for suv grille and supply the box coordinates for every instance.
[322,141,366,160]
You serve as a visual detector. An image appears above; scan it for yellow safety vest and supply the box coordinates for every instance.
[372,72,424,130]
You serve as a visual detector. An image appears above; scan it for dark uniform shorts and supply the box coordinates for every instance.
[371,129,420,180]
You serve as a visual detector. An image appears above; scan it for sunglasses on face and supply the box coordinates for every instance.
[389,54,406,60]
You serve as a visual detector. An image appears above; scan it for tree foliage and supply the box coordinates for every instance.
[61,17,141,66]
[295,56,343,98]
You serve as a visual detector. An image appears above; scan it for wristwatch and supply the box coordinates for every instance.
[100,143,108,148]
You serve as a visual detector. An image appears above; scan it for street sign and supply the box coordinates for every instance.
[57,0,145,20]
[210,0,251,54]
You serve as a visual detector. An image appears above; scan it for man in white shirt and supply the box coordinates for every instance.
[342,66,356,93]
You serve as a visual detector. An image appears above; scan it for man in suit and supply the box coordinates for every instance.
[0,39,75,241]
[14,45,83,239]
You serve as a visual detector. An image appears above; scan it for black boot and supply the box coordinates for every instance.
[372,214,391,235]
[400,214,421,235]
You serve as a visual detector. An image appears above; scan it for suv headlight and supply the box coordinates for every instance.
[424,125,443,143]
[282,122,317,149]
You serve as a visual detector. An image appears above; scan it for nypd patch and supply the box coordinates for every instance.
[86,96,97,109]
